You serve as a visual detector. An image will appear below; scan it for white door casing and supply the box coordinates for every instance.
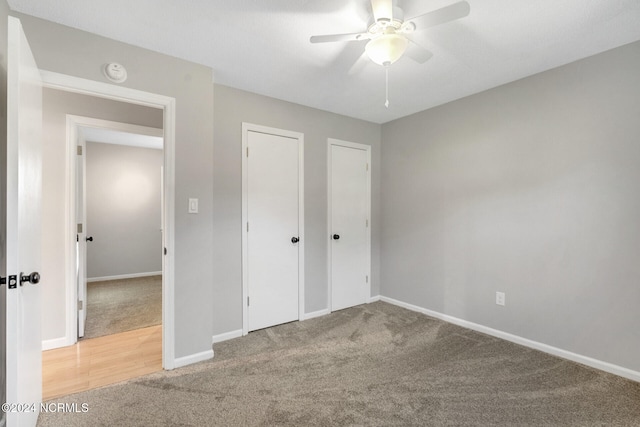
[242,123,304,334]
[5,16,43,427]
[76,134,87,338]
[328,139,371,312]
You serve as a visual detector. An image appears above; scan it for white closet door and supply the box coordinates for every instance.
[247,130,300,331]
[330,142,370,312]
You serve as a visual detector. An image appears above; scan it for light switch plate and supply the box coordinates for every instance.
[188,198,199,214]
[496,291,506,306]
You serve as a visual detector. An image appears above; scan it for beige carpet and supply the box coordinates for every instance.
[38,301,640,426]
[83,275,162,340]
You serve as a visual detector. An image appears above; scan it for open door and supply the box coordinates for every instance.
[76,134,87,338]
[328,139,371,312]
[4,16,43,427]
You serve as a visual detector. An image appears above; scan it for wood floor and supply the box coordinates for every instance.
[42,325,162,401]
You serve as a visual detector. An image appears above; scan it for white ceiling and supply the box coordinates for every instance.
[8,0,640,124]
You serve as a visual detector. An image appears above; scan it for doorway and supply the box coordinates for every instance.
[42,106,167,399]
[36,72,177,401]
[328,139,371,312]
[39,71,177,369]
[241,123,305,334]
[74,119,164,341]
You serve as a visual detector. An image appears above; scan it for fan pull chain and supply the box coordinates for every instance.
[385,67,389,108]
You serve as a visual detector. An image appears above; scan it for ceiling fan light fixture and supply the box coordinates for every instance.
[365,32,408,66]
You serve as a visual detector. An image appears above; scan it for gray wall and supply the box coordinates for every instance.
[86,142,163,279]
[20,14,215,359]
[381,40,640,373]
[41,87,162,343]
[212,84,381,335]
[0,0,9,416]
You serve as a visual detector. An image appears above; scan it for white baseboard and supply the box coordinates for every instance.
[380,296,640,384]
[88,271,162,283]
[212,329,243,344]
[212,311,333,346]
[42,336,75,351]
[303,309,330,320]
[304,301,380,320]
[173,349,214,369]
[380,297,428,316]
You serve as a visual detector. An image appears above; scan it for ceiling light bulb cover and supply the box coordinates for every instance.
[365,33,408,66]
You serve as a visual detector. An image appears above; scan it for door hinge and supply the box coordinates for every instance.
[366,275,369,284]
[77,145,83,155]
[77,223,83,233]
[247,296,250,307]
[366,162,369,171]
[246,147,249,157]
[247,222,249,232]
[164,247,167,255]
[8,275,17,289]
[78,300,83,310]
[366,219,369,228]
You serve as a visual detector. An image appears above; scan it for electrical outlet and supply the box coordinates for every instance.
[496,291,506,306]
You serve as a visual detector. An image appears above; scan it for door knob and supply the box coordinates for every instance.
[333,234,340,240]
[86,236,94,242]
[291,237,299,244]
[20,272,40,285]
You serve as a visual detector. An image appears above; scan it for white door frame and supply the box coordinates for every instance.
[327,138,372,311]
[66,115,164,341]
[241,122,305,335]
[40,70,177,369]
[76,126,87,338]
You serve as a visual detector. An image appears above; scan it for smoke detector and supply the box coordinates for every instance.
[103,63,127,83]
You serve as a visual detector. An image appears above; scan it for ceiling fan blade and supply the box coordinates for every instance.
[310,32,370,44]
[403,37,433,64]
[406,1,470,30]
[371,0,393,22]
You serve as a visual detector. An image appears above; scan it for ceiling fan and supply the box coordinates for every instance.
[310,0,470,67]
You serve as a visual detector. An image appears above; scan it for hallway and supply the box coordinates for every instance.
[42,325,161,400]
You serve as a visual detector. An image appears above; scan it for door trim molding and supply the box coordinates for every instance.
[241,122,305,336]
[327,138,372,312]
[41,70,177,370]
